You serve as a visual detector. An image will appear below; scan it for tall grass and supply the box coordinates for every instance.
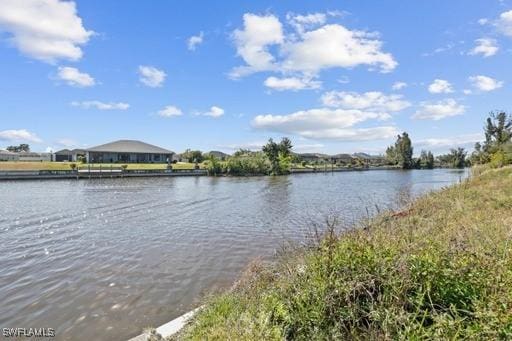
[178,166,512,340]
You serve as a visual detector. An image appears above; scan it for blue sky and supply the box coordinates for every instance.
[0,0,511,155]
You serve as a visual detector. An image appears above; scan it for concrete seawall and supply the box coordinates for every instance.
[0,169,208,181]
[0,166,401,181]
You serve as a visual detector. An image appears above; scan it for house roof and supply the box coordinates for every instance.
[86,140,174,154]
[206,150,230,157]
[56,148,86,154]
[331,153,353,159]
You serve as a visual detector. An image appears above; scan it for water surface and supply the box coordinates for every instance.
[0,169,467,340]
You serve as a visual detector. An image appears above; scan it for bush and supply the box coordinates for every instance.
[224,153,269,176]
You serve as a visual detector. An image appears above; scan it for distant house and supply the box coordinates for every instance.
[331,153,353,164]
[297,153,330,163]
[352,153,386,166]
[17,151,52,162]
[0,149,19,161]
[205,151,230,160]
[54,149,86,162]
[86,140,174,163]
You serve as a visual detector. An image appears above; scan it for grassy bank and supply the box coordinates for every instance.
[179,166,512,340]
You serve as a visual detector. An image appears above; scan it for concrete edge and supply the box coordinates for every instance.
[128,307,202,341]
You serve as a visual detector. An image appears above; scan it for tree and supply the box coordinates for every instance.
[262,137,293,175]
[386,132,414,169]
[426,151,435,169]
[6,144,30,152]
[471,111,512,165]
[181,149,203,163]
[205,155,222,176]
[419,150,435,169]
[385,145,398,165]
[484,111,512,152]
[438,148,467,168]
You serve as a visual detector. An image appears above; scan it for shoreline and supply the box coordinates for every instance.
[177,166,512,339]
[0,166,405,181]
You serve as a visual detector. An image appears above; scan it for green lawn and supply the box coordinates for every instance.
[179,165,512,340]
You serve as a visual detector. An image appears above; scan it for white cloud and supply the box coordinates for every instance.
[199,106,225,118]
[469,75,503,92]
[469,38,499,57]
[230,13,397,79]
[496,10,512,37]
[157,105,182,117]
[413,99,465,120]
[422,43,457,57]
[428,79,453,94]
[293,143,325,152]
[187,31,204,51]
[0,0,93,63]
[264,76,321,91]
[57,66,95,87]
[286,12,327,33]
[416,133,483,148]
[392,82,407,90]
[0,129,42,143]
[463,89,473,95]
[252,108,396,141]
[217,141,266,151]
[71,101,129,110]
[281,24,397,74]
[321,91,410,112]
[138,65,166,87]
[231,13,284,78]
[478,18,489,25]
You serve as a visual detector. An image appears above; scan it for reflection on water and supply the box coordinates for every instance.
[0,169,467,340]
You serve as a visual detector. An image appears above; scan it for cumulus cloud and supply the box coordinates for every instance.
[264,76,321,91]
[0,129,42,143]
[321,91,410,112]
[138,65,166,87]
[412,99,465,120]
[496,10,512,37]
[231,13,284,78]
[0,0,93,63]
[57,66,95,87]
[286,12,327,33]
[416,133,483,149]
[469,75,503,92]
[71,101,129,110]
[157,105,182,117]
[469,38,499,57]
[199,106,225,118]
[392,82,407,90]
[230,12,397,80]
[281,24,397,74]
[428,79,453,94]
[252,108,396,141]
[187,31,204,51]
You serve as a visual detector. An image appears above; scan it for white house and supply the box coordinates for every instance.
[0,149,19,161]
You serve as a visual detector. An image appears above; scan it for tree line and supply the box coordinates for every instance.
[385,132,464,169]
[385,111,512,170]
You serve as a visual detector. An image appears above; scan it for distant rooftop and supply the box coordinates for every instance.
[86,140,174,154]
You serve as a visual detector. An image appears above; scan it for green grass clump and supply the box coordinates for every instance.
[179,166,512,340]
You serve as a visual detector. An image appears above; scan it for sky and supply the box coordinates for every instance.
[0,0,511,155]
